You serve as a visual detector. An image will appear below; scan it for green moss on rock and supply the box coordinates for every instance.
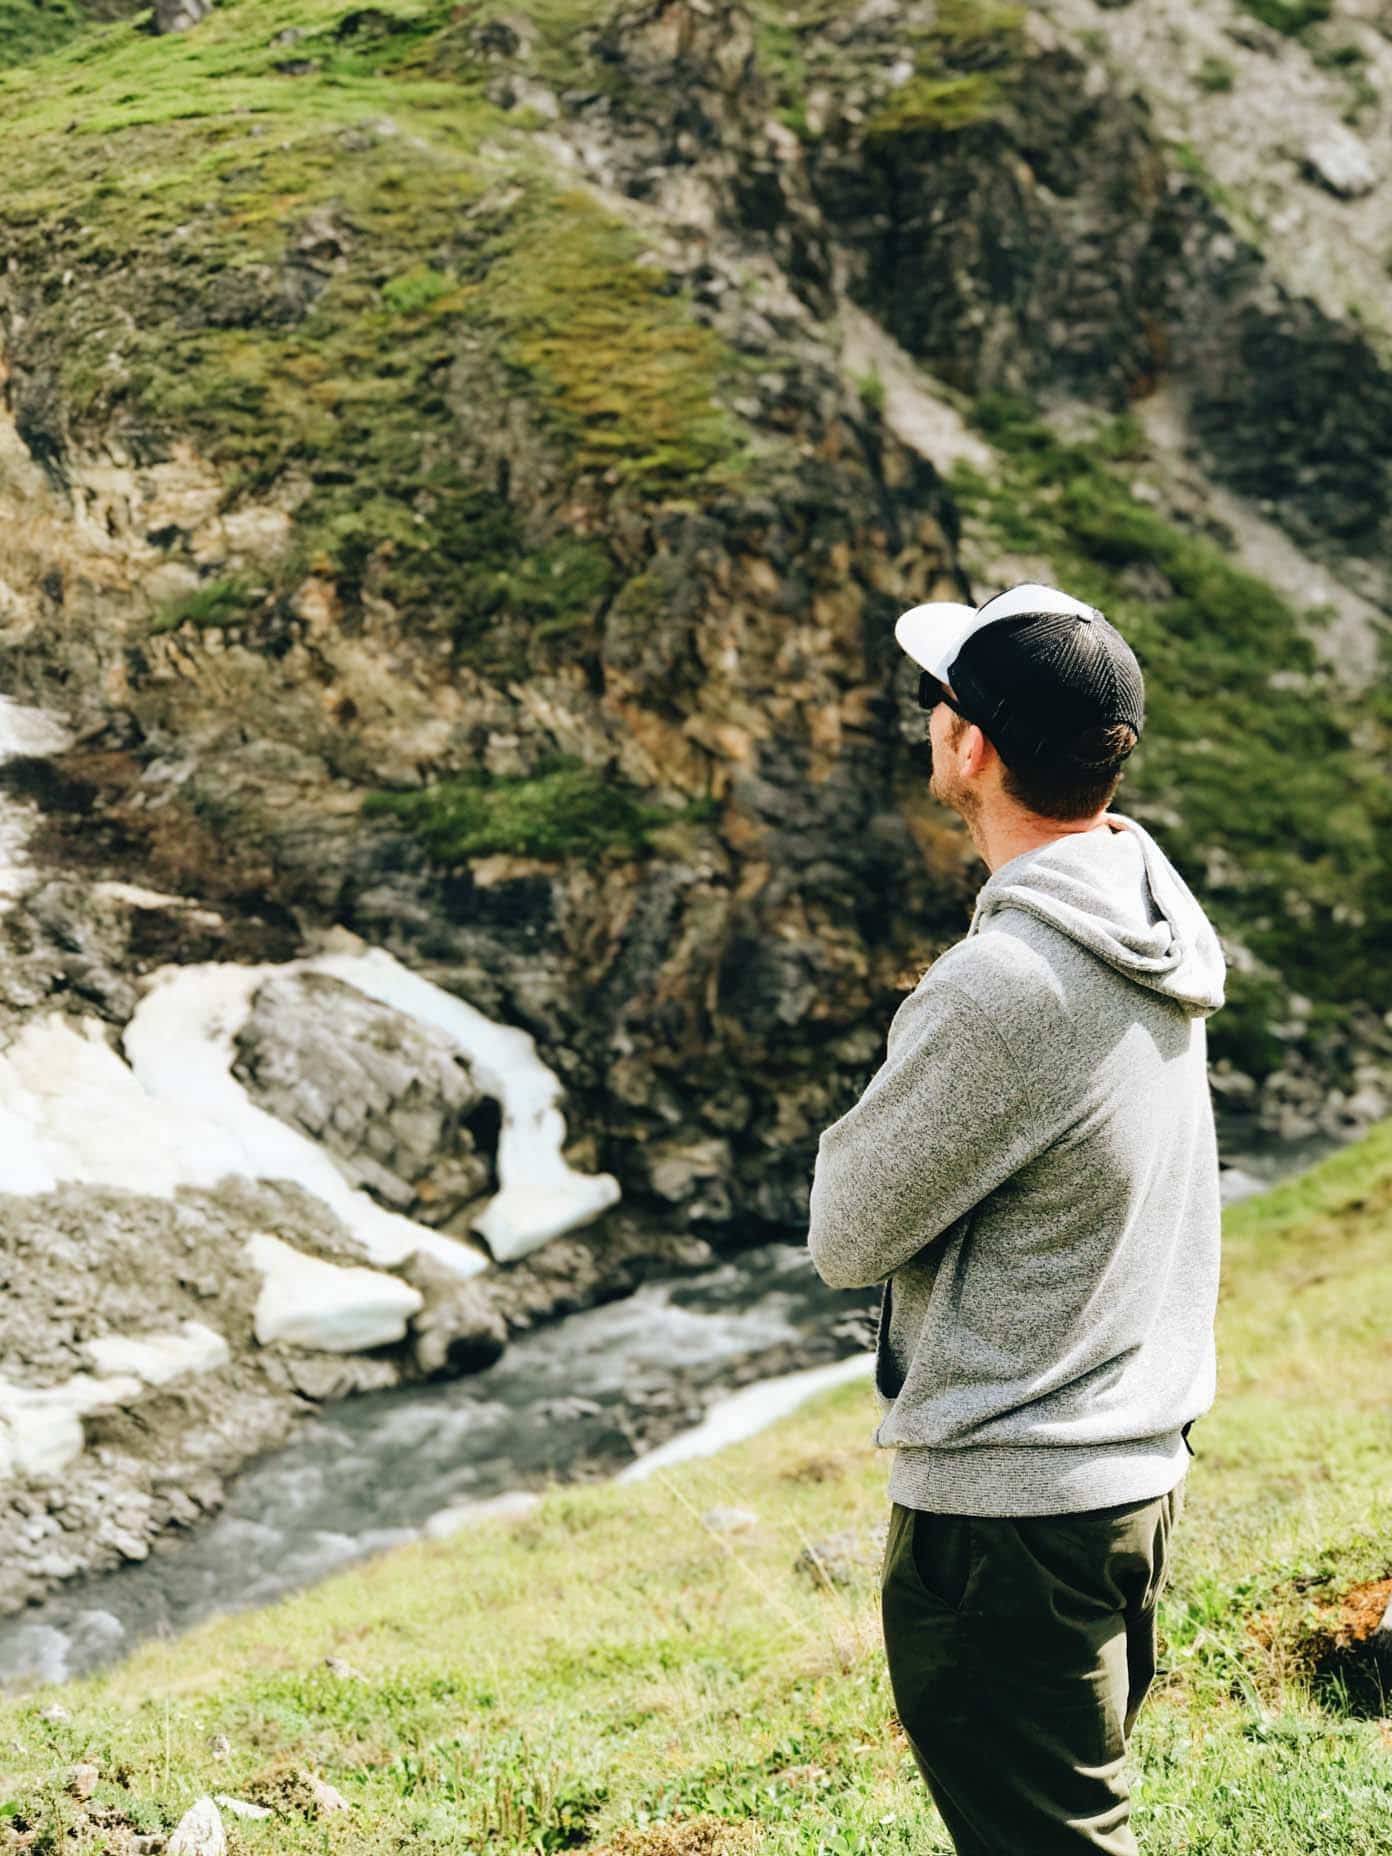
[1237,0,1332,37]
[365,759,716,862]
[149,577,260,635]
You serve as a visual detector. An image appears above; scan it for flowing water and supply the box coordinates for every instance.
[0,1242,878,1689]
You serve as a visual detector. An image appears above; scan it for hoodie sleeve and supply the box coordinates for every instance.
[807,979,1061,1290]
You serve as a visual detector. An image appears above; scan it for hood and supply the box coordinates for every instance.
[968,813,1227,1017]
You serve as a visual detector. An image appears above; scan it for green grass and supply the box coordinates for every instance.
[872,0,1025,139]
[1,1121,1390,1852]
[949,395,1392,1083]
[0,0,130,71]
[365,758,718,862]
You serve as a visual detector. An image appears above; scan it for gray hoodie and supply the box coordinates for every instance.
[807,812,1227,1516]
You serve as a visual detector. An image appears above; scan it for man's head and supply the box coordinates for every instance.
[896,583,1145,828]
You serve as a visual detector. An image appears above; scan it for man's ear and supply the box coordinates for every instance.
[963,723,996,778]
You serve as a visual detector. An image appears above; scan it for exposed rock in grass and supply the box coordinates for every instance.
[793,1524,887,1590]
[1302,1573,1392,1718]
[153,0,211,34]
[165,1795,225,1856]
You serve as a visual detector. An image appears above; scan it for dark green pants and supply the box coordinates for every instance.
[880,1479,1185,1856]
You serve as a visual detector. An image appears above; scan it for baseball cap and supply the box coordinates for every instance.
[894,582,1145,769]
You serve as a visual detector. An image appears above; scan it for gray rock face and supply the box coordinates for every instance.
[233,971,494,1228]
[0,1176,391,1613]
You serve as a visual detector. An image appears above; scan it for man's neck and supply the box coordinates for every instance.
[968,806,1116,874]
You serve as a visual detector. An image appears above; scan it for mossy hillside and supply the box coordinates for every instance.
[1,1122,1390,1853]
[0,0,754,666]
[364,758,719,862]
[949,397,1392,1081]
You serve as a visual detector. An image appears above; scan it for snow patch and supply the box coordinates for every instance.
[83,1321,231,1386]
[0,1371,145,1481]
[616,1353,874,1483]
[123,963,487,1277]
[246,1233,423,1353]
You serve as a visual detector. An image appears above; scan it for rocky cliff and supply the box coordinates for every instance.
[0,0,1389,1607]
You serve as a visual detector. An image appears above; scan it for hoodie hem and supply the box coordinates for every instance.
[886,1431,1192,1516]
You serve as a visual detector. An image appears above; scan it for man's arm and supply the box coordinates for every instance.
[807,979,1060,1290]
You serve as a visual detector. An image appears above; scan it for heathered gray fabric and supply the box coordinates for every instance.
[807,812,1227,1516]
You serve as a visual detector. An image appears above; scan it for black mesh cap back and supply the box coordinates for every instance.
[948,609,1145,770]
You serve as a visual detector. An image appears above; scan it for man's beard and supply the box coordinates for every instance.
[929,755,980,826]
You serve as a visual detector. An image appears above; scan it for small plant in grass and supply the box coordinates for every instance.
[380,266,454,315]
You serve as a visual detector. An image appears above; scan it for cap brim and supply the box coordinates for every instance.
[894,602,979,681]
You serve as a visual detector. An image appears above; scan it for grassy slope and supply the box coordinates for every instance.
[3,1120,1389,1853]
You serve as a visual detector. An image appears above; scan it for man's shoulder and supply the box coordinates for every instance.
[913,928,1071,1047]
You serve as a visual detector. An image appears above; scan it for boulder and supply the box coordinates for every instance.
[154,0,212,33]
[233,971,493,1228]
[245,1234,423,1353]
[701,1505,758,1534]
[401,1254,508,1377]
[1303,128,1377,201]
[794,1524,887,1589]
[166,1796,226,1856]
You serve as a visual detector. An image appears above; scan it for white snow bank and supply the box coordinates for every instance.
[0,696,72,906]
[0,1371,144,1481]
[123,963,487,1278]
[0,1016,241,1196]
[422,1489,542,1541]
[246,1233,423,1353]
[0,697,71,761]
[308,947,622,1261]
[84,1321,230,1386]
[616,1353,874,1483]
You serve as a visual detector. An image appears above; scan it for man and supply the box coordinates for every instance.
[807,583,1226,1856]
